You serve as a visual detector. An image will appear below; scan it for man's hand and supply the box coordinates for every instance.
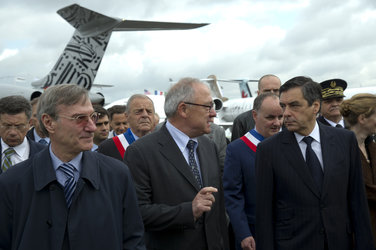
[192,187,217,220]
[241,236,256,250]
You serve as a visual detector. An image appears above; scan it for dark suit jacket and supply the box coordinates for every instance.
[26,127,36,141]
[316,115,332,127]
[255,123,374,250]
[231,110,255,141]
[97,137,123,161]
[0,137,45,174]
[0,148,145,250]
[223,131,260,248]
[124,125,229,250]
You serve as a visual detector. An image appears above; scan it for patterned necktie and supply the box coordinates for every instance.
[303,136,323,189]
[38,138,48,145]
[59,163,77,207]
[1,148,15,173]
[187,140,203,189]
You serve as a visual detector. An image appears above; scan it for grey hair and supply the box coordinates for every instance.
[0,95,32,119]
[37,84,89,136]
[164,77,201,118]
[253,92,279,112]
[125,94,154,113]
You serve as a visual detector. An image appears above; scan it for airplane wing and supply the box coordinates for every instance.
[114,20,208,31]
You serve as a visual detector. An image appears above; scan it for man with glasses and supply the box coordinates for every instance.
[92,105,110,151]
[124,78,229,249]
[0,85,145,249]
[0,95,45,174]
[98,94,155,161]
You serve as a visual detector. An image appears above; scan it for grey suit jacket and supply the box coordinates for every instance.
[124,124,229,250]
[255,123,374,250]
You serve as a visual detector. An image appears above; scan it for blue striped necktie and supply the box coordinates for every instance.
[59,163,77,207]
[38,138,48,145]
[187,140,203,189]
[1,147,15,173]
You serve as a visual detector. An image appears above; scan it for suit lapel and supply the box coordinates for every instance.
[319,124,337,197]
[196,137,211,188]
[281,131,321,198]
[158,126,200,191]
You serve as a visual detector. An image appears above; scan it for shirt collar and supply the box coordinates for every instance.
[323,116,344,127]
[1,137,28,157]
[294,121,321,144]
[33,128,50,143]
[166,120,198,152]
[49,145,82,173]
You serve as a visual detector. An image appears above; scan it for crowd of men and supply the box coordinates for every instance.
[0,75,375,250]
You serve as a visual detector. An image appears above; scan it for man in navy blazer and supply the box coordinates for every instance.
[224,92,283,250]
[0,85,145,250]
[0,95,45,174]
[256,76,374,250]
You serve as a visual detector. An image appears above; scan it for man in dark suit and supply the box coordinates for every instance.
[26,97,50,145]
[224,92,283,250]
[0,95,45,174]
[255,76,374,250]
[317,78,347,128]
[231,74,281,141]
[124,77,229,250]
[98,94,155,161]
[0,85,145,249]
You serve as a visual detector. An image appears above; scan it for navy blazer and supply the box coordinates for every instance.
[255,123,374,250]
[223,131,261,248]
[0,137,45,174]
[124,124,229,250]
[0,148,145,250]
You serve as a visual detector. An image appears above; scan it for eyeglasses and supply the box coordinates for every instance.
[0,124,28,131]
[58,112,99,125]
[184,102,214,112]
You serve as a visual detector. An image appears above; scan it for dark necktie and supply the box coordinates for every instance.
[335,124,343,128]
[59,163,77,207]
[1,148,15,172]
[187,140,203,189]
[303,136,323,189]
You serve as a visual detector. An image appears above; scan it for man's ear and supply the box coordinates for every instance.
[252,109,258,122]
[177,102,189,119]
[42,114,55,134]
[312,100,321,115]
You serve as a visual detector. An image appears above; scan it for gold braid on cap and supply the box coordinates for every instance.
[321,86,344,99]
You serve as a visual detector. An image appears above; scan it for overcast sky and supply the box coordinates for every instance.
[1,0,376,103]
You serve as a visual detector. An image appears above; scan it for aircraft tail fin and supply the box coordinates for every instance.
[32,4,116,90]
[239,80,252,98]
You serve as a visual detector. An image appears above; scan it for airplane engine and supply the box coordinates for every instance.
[213,98,223,111]
[89,92,105,106]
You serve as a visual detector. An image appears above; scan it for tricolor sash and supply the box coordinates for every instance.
[112,128,135,159]
[240,129,264,152]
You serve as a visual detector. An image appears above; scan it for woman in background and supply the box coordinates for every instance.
[341,93,376,247]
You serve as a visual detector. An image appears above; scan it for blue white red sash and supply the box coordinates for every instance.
[112,128,135,159]
[240,129,264,152]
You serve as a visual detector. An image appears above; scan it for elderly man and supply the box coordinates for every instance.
[107,104,128,138]
[91,105,110,151]
[224,92,283,250]
[231,74,281,141]
[124,78,229,249]
[27,97,50,145]
[0,95,45,174]
[255,76,373,250]
[98,94,155,161]
[317,78,347,128]
[0,85,145,249]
